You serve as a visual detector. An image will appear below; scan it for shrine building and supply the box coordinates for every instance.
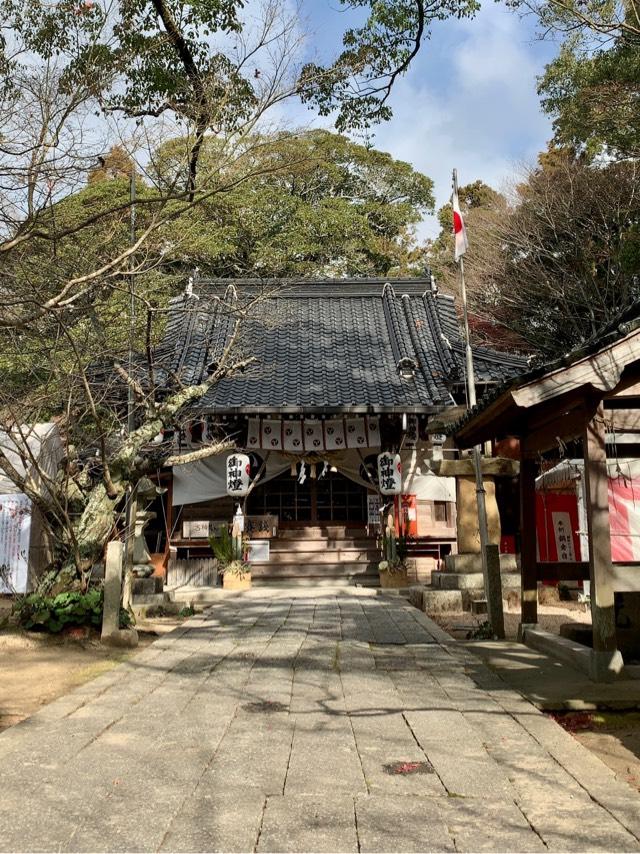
[149,277,526,587]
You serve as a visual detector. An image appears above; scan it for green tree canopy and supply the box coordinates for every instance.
[471,155,640,356]
[149,129,434,278]
[2,129,434,398]
[539,37,640,159]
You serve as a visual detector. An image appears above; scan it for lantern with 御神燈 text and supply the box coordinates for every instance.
[377,452,402,495]
[226,453,251,497]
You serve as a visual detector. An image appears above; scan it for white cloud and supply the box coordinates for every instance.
[371,3,555,239]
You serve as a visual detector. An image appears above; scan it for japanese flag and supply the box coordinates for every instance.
[452,185,468,262]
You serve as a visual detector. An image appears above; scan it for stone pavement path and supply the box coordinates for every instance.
[2,591,640,853]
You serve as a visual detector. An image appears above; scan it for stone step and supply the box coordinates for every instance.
[431,571,521,591]
[269,538,376,552]
[169,586,221,603]
[252,577,369,588]
[278,527,367,540]
[255,549,379,565]
[249,563,378,578]
[131,591,173,606]
[408,587,467,613]
[444,552,519,574]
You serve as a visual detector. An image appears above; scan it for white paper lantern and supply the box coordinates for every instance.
[377,452,402,495]
[226,453,251,497]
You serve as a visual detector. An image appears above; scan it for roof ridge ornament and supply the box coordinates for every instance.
[382,282,396,298]
[397,356,417,380]
[184,266,200,300]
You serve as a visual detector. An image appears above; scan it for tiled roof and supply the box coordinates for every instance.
[155,278,527,414]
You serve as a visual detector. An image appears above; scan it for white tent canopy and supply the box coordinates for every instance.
[171,448,455,506]
[0,423,63,495]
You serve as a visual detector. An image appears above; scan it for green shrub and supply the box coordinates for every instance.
[177,605,196,618]
[208,526,234,565]
[119,607,134,629]
[13,588,111,634]
[466,620,495,640]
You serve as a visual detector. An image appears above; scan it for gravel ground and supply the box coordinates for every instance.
[430,598,592,641]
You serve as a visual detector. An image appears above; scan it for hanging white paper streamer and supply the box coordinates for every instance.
[303,420,324,452]
[246,418,261,450]
[366,416,380,447]
[345,418,367,448]
[283,420,303,452]
[324,418,346,450]
[261,419,282,450]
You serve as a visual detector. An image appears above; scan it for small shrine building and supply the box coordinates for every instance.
[151,277,525,587]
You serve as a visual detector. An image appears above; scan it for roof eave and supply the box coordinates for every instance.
[454,392,522,448]
[193,404,446,416]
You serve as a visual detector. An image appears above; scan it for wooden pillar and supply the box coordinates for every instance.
[519,453,538,632]
[165,472,174,581]
[583,403,624,680]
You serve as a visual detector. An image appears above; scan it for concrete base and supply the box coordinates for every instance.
[590,649,626,683]
[444,552,519,574]
[101,628,139,648]
[523,626,625,683]
[132,576,164,596]
[517,622,537,642]
[471,599,488,615]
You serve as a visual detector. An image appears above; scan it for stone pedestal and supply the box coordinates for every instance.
[132,510,156,578]
[455,475,501,555]
[429,457,521,598]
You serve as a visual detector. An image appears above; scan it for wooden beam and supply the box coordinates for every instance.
[536,561,589,581]
[536,561,640,587]
[432,457,520,477]
[520,455,538,626]
[524,405,591,453]
[583,404,618,654]
[602,408,640,432]
[609,564,640,593]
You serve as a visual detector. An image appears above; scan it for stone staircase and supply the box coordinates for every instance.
[250,526,380,587]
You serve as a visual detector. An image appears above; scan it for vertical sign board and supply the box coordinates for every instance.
[367,494,382,527]
[552,512,576,562]
[0,494,31,593]
[404,415,419,449]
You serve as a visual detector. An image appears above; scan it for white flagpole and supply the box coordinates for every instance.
[453,169,476,407]
[452,168,505,639]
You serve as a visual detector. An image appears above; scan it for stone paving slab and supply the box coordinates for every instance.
[468,639,640,710]
[1,590,640,852]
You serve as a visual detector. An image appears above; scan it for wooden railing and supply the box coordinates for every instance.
[536,560,640,591]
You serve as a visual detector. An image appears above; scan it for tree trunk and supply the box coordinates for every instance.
[72,481,125,571]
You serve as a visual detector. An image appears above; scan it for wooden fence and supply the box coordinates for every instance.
[167,558,219,588]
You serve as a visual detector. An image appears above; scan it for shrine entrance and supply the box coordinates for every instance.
[246,469,368,525]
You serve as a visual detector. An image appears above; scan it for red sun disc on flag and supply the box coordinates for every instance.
[453,211,464,234]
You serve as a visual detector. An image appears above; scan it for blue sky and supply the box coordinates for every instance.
[286,1,559,239]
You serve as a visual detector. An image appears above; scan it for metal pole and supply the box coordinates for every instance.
[453,169,504,638]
